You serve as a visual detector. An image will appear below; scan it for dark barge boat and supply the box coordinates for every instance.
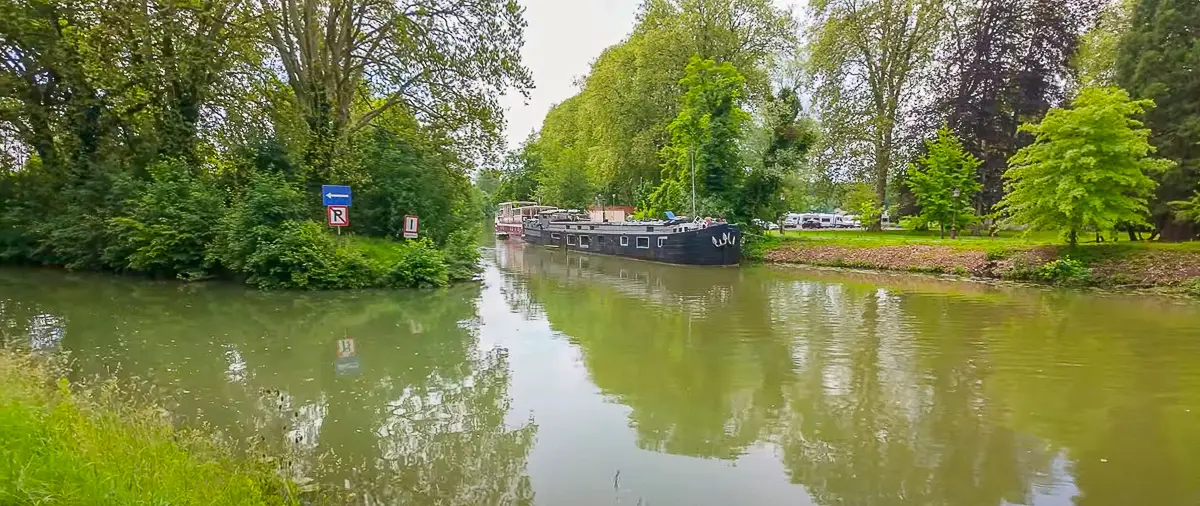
[520,209,741,266]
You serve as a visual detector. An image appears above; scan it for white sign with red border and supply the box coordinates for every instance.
[403,215,419,238]
[327,205,349,227]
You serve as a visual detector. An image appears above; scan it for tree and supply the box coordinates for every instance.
[640,0,798,98]
[648,56,749,220]
[1170,187,1200,224]
[810,0,945,229]
[1074,0,1134,89]
[258,0,533,177]
[906,125,982,238]
[495,134,544,203]
[740,86,818,227]
[933,0,1095,215]
[997,87,1172,247]
[1115,0,1200,240]
[844,182,886,228]
[510,0,794,205]
[532,97,593,209]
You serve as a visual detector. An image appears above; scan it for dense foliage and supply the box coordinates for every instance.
[499,0,1196,246]
[998,87,1172,246]
[1115,0,1200,240]
[495,0,799,218]
[0,0,511,288]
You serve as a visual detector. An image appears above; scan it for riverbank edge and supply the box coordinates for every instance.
[753,238,1200,296]
[0,350,305,504]
[0,233,483,291]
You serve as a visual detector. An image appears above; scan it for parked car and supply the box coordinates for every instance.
[752,219,780,231]
[801,219,822,229]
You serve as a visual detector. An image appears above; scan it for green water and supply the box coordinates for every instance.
[3,243,1200,505]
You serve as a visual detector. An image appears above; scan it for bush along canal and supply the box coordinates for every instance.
[4,241,1200,505]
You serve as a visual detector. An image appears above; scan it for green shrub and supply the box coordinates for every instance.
[389,239,449,288]
[1184,278,1200,298]
[740,233,782,261]
[1036,257,1091,285]
[104,159,225,279]
[443,228,481,281]
[240,221,383,290]
[207,173,308,276]
[0,351,301,505]
[985,246,1013,261]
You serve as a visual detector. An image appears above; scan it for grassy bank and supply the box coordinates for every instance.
[753,230,1200,295]
[0,350,302,505]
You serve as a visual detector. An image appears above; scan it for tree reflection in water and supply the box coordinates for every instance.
[0,269,537,504]
[497,248,1200,506]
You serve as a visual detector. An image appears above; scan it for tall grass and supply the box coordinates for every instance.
[0,350,302,505]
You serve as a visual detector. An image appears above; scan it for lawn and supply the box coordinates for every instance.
[768,228,1200,252]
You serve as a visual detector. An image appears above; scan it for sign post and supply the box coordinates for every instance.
[403,215,419,239]
[322,185,352,235]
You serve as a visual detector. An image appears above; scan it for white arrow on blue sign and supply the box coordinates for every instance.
[321,185,352,207]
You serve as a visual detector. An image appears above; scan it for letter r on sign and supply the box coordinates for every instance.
[327,205,349,227]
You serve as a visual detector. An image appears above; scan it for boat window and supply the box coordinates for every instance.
[620,236,629,246]
[551,233,560,240]
[579,235,590,248]
[636,237,650,249]
[646,226,655,232]
[597,235,606,243]
[567,234,576,245]
[590,225,596,230]
[658,236,667,248]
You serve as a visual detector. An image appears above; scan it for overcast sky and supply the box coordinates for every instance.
[498,0,800,151]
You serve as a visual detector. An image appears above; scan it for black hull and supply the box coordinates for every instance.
[523,223,741,266]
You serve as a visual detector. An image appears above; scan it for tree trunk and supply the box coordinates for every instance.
[1157,218,1198,242]
[1068,229,1078,248]
[869,130,893,232]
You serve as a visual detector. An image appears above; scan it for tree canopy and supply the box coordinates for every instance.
[997,86,1172,246]
[1115,0,1200,240]
[500,0,797,211]
[906,126,983,238]
[0,0,528,287]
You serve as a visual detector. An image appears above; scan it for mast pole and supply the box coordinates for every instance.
[690,146,696,219]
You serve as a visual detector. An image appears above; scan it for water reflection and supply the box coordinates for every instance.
[0,268,536,504]
[494,246,1200,506]
[4,246,1200,505]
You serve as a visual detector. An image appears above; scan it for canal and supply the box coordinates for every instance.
[3,242,1200,505]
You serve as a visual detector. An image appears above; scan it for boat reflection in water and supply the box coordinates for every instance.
[490,242,1200,506]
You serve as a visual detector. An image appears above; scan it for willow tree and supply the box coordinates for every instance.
[810,0,945,229]
[258,0,533,177]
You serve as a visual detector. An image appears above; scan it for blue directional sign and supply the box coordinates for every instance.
[321,185,352,206]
